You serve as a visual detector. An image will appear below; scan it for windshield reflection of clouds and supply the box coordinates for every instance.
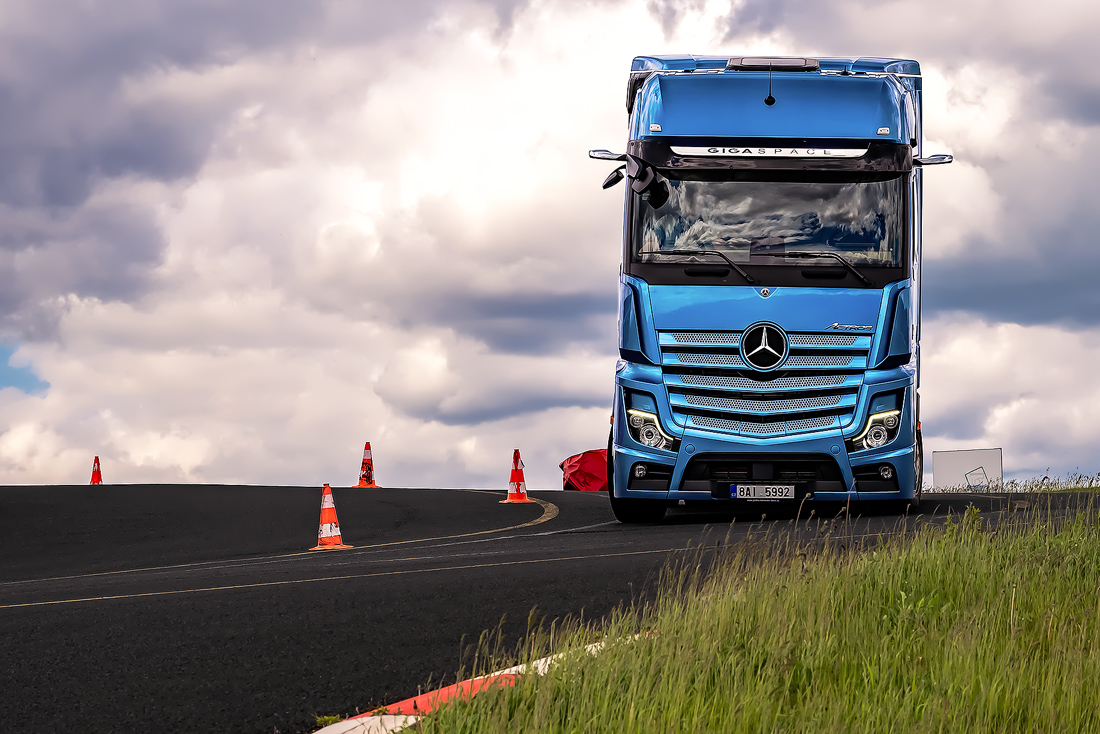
[635,179,903,266]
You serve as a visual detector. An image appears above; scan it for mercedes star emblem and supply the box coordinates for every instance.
[741,322,788,370]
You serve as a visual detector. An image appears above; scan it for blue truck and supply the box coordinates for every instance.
[592,55,952,523]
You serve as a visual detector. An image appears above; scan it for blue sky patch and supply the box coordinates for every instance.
[0,345,49,394]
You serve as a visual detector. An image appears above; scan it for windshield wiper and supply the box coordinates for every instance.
[780,251,873,287]
[681,250,755,284]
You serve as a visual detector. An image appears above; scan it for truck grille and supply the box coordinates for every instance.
[680,373,846,390]
[684,394,842,411]
[659,329,870,438]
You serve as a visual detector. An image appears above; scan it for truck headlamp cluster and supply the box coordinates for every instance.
[847,410,902,453]
[626,409,680,452]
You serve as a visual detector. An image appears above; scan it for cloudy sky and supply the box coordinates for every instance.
[0,0,1096,488]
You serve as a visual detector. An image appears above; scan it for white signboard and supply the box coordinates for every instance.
[931,448,1003,492]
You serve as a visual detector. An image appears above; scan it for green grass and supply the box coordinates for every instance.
[426,504,1100,733]
[933,471,1100,493]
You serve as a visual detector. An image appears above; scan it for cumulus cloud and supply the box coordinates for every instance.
[0,0,1098,489]
[0,0,661,487]
[921,316,1100,480]
[0,0,556,338]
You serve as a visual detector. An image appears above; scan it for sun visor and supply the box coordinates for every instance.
[631,72,911,144]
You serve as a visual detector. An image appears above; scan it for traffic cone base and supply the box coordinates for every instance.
[358,441,379,488]
[501,449,534,503]
[310,483,354,550]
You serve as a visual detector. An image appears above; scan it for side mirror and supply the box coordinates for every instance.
[915,154,953,166]
[592,152,668,207]
[626,155,669,208]
[602,166,626,189]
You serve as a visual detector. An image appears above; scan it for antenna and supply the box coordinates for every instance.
[764,63,775,106]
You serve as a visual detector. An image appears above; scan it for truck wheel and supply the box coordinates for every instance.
[607,430,666,524]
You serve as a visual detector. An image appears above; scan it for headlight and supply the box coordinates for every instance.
[626,409,680,452]
[847,410,902,453]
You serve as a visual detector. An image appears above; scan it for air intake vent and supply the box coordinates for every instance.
[789,334,857,346]
[786,415,836,431]
[671,332,740,345]
[674,353,746,367]
[786,355,854,367]
[680,374,847,390]
[684,394,842,412]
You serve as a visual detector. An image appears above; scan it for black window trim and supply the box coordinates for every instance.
[621,141,913,289]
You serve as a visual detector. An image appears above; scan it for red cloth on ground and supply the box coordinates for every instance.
[559,449,608,491]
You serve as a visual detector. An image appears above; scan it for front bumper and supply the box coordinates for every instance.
[613,439,916,504]
[611,381,918,504]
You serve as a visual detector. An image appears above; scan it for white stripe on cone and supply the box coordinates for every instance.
[321,494,336,509]
[318,522,342,538]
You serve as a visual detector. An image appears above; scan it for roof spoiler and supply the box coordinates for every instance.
[726,57,820,71]
[627,57,823,113]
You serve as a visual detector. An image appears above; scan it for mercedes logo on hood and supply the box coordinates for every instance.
[741,322,788,371]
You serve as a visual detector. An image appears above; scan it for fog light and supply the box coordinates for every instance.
[879,464,894,480]
[884,414,899,430]
[633,464,647,478]
[629,413,645,429]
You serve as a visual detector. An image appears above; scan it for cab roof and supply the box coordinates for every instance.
[628,55,920,144]
[631,55,920,75]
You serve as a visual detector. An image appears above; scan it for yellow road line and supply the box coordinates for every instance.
[0,545,683,610]
[0,495,559,587]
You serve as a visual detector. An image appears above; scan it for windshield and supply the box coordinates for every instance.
[632,177,905,267]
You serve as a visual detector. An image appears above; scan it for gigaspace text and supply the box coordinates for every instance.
[670,146,866,158]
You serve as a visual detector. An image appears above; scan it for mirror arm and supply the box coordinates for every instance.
[915,154,953,166]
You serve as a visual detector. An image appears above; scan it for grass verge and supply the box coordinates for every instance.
[426,503,1100,733]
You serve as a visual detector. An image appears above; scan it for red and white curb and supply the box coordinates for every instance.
[316,642,607,733]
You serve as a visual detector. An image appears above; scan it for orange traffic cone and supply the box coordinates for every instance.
[90,456,103,485]
[357,442,378,488]
[310,483,353,550]
[501,449,534,504]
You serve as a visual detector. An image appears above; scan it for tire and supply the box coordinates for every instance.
[607,430,666,524]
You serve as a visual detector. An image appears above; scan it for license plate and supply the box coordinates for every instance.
[731,484,795,500]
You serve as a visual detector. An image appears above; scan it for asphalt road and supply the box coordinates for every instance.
[0,485,1086,733]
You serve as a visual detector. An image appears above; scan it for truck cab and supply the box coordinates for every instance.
[593,55,951,523]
